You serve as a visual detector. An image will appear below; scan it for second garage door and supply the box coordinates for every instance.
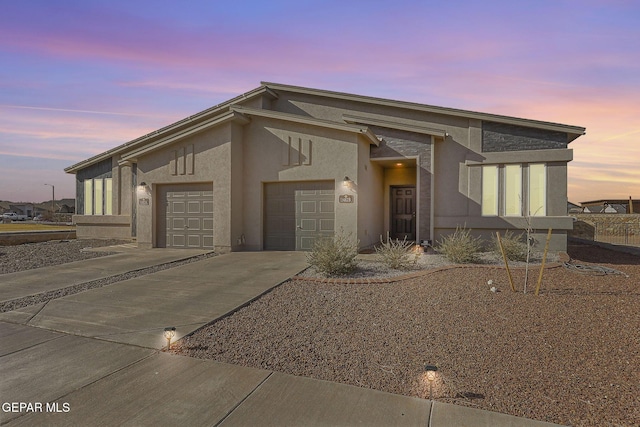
[158,183,214,249]
[264,181,335,251]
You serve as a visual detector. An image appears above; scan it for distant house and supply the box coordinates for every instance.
[581,199,638,214]
[65,82,585,252]
[568,201,583,214]
[9,204,34,218]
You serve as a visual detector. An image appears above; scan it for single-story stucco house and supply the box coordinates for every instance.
[65,82,585,252]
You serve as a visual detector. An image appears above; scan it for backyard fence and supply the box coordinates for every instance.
[570,214,640,247]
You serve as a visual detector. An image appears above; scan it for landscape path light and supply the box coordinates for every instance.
[424,364,438,400]
[164,327,176,350]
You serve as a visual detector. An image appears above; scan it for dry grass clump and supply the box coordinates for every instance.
[375,233,419,270]
[436,226,482,263]
[491,230,529,261]
[306,230,358,276]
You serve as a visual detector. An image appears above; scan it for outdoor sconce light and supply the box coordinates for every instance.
[425,364,438,400]
[164,327,176,350]
[342,176,354,190]
[138,182,150,194]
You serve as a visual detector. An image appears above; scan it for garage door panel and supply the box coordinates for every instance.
[319,219,334,232]
[187,201,201,213]
[264,181,335,251]
[320,201,334,213]
[159,183,213,249]
[300,201,317,213]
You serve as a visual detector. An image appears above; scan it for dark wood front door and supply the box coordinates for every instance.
[391,186,416,240]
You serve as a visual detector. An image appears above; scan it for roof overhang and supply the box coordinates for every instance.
[263,81,586,142]
[230,105,380,146]
[342,113,447,138]
[65,85,277,174]
[119,111,249,163]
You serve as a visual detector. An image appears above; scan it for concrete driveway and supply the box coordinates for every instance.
[0,252,308,348]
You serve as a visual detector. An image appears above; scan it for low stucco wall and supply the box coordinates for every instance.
[0,230,77,246]
[73,215,132,240]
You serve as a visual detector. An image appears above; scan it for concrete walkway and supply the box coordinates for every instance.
[0,250,563,426]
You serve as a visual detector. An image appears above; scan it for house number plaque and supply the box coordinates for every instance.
[339,194,354,203]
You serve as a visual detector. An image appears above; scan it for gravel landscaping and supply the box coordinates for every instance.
[0,239,128,274]
[175,244,640,427]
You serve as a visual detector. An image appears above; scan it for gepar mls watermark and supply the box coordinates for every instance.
[2,402,70,413]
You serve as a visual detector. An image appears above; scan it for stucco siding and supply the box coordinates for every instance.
[356,142,384,249]
[136,124,233,250]
[241,116,361,250]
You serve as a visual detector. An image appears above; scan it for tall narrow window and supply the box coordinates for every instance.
[504,165,522,216]
[94,178,103,215]
[105,178,113,215]
[528,164,546,216]
[84,180,93,215]
[482,166,498,216]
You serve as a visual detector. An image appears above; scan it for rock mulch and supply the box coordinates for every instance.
[175,244,640,427]
[0,239,128,274]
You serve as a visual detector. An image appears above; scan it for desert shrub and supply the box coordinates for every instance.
[306,230,359,276]
[436,226,482,263]
[375,233,419,269]
[492,230,528,261]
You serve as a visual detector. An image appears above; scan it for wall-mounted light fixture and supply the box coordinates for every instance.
[164,327,176,350]
[425,364,438,400]
[342,176,355,190]
[137,182,151,195]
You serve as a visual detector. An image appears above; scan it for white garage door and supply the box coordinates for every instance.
[264,181,335,251]
[158,183,213,249]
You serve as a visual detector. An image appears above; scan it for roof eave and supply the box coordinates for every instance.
[65,84,275,174]
[230,105,380,146]
[262,81,586,139]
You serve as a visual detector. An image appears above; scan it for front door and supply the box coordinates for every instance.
[391,186,416,241]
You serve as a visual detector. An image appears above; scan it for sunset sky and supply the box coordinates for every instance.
[1,0,638,204]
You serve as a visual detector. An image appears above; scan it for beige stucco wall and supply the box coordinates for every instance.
[241,116,364,250]
[355,142,385,249]
[135,123,233,251]
[73,215,132,240]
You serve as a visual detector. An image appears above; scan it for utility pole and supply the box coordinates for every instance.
[44,183,55,216]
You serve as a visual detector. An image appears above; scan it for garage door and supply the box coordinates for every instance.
[264,181,335,251]
[158,183,213,249]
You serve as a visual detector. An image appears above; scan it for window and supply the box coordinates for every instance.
[482,166,498,216]
[83,178,112,215]
[504,165,522,216]
[84,180,93,215]
[481,164,546,217]
[528,164,546,216]
[105,178,113,215]
[94,178,103,215]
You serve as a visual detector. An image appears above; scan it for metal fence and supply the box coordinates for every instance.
[594,223,640,246]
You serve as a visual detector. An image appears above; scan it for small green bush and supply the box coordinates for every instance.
[375,233,419,269]
[437,226,482,263]
[306,230,359,276]
[492,230,528,262]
